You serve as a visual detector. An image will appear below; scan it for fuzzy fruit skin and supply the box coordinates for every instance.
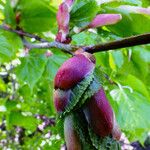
[84,88,114,138]
[55,53,95,90]
[54,89,71,113]
[64,115,81,150]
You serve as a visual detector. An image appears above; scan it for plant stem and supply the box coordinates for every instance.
[0,24,48,42]
[84,33,150,53]
[1,24,150,54]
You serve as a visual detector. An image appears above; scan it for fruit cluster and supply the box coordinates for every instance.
[54,52,121,150]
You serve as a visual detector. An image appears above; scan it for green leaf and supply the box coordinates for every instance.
[19,0,56,32]
[78,75,101,107]
[110,88,150,142]
[100,0,142,7]
[61,73,94,117]
[72,32,102,45]
[88,127,121,150]
[73,112,95,150]
[115,74,150,99]
[7,111,38,131]
[133,46,150,63]
[0,31,22,62]
[4,0,16,27]
[5,100,18,111]
[111,51,124,69]
[43,52,69,81]
[142,0,150,7]
[118,47,149,82]
[101,5,150,36]
[0,77,6,92]
[15,55,47,90]
[70,0,99,27]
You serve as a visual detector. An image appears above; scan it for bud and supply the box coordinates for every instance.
[88,14,122,28]
[16,12,21,24]
[64,0,75,9]
[57,3,70,30]
[56,3,70,43]
[118,5,150,15]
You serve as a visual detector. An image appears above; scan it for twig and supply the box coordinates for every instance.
[0,24,48,42]
[22,39,76,55]
[0,24,150,54]
[23,33,150,54]
[84,33,150,53]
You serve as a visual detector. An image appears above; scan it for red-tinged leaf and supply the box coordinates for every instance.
[57,3,70,30]
[64,0,75,8]
[88,14,122,28]
[56,2,70,42]
[118,5,150,16]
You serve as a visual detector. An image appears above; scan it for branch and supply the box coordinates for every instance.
[0,24,48,42]
[0,24,150,54]
[84,33,150,53]
[22,38,76,55]
[23,33,150,55]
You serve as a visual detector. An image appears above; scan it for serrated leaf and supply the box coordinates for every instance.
[61,73,94,117]
[88,127,121,150]
[110,88,150,142]
[15,55,47,90]
[70,0,99,27]
[73,111,95,150]
[19,0,56,32]
[78,75,101,107]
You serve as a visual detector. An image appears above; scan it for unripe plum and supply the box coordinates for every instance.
[64,115,82,150]
[83,88,114,138]
[55,53,95,90]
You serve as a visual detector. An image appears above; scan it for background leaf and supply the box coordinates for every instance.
[70,0,99,27]
[110,88,150,142]
[15,54,47,90]
[19,0,56,32]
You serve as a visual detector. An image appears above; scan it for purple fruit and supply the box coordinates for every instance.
[84,88,114,138]
[55,53,95,90]
[64,115,81,150]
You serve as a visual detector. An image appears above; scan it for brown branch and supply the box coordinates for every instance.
[22,38,76,55]
[0,24,150,54]
[84,33,150,53]
[0,24,48,42]
[23,33,150,54]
